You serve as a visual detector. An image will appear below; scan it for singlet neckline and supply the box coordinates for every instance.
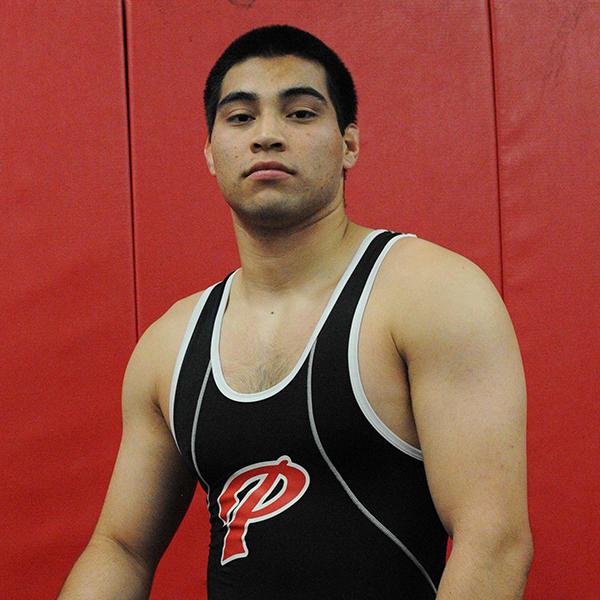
[210,229,387,402]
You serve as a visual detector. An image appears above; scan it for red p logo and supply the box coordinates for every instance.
[217,455,310,564]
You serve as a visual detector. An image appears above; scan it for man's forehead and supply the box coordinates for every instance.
[219,55,328,101]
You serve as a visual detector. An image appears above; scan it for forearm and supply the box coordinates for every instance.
[58,535,154,599]
[436,534,533,600]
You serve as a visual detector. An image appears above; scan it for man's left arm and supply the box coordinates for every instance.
[394,241,534,599]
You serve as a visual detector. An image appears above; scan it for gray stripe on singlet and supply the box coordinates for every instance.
[190,363,212,492]
[168,283,218,454]
[306,344,438,595]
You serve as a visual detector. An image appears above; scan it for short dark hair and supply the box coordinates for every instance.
[203,25,357,139]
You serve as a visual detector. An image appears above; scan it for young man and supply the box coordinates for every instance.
[59,25,533,599]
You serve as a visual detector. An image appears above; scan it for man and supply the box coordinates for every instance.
[59,25,533,599]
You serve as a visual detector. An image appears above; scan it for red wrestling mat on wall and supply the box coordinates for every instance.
[490,1,600,597]
[0,2,135,598]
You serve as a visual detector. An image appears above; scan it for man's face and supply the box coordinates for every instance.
[204,55,359,229]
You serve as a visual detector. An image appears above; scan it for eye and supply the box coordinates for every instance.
[289,110,317,120]
[227,113,254,124]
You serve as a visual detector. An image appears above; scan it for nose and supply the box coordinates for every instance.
[250,113,286,153]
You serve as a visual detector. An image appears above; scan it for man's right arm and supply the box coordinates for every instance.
[58,312,198,599]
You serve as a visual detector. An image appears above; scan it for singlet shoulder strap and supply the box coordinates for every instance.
[169,271,234,457]
[319,230,413,335]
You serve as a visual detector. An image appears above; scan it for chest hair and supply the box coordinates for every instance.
[221,317,315,394]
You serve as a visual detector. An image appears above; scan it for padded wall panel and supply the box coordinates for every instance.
[490,1,600,598]
[0,1,134,597]
[126,2,498,598]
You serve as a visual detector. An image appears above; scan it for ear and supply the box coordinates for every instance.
[342,124,359,171]
[204,137,216,176]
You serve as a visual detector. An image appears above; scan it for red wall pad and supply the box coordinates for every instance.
[490,1,600,598]
[125,2,498,598]
[0,1,135,598]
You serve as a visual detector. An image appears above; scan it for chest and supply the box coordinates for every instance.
[219,299,322,393]
[217,289,419,449]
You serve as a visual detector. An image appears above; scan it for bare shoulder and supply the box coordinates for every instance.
[135,290,207,420]
[378,236,507,359]
[384,235,488,280]
[153,289,206,336]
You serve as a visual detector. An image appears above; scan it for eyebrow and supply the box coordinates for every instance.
[216,86,328,112]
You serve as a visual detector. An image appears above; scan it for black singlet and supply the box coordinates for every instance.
[169,229,448,599]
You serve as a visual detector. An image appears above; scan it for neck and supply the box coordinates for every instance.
[231,201,371,299]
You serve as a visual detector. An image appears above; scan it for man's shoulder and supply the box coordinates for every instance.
[145,287,214,358]
[380,235,501,354]
[384,234,485,287]
[132,288,210,416]
[142,270,233,354]
[163,289,207,323]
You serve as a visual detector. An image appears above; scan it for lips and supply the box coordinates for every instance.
[246,161,294,177]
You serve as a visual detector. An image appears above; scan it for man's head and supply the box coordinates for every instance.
[203,25,357,140]
[203,26,359,231]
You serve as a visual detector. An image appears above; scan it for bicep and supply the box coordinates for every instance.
[92,322,197,570]
[399,247,529,543]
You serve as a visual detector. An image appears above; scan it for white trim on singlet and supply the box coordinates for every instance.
[306,344,438,595]
[210,229,386,403]
[168,283,218,452]
[348,233,424,462]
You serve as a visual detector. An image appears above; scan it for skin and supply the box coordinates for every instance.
[59,55,533,599]
[204,55,357,232]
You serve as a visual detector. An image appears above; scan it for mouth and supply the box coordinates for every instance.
[245,162,295,180]
[247,169,292,181]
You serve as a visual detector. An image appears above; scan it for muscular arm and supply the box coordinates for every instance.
[58,313,198,599]
[391,240,533,599]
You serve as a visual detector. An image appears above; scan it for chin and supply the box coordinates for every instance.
[233,197,325,231]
